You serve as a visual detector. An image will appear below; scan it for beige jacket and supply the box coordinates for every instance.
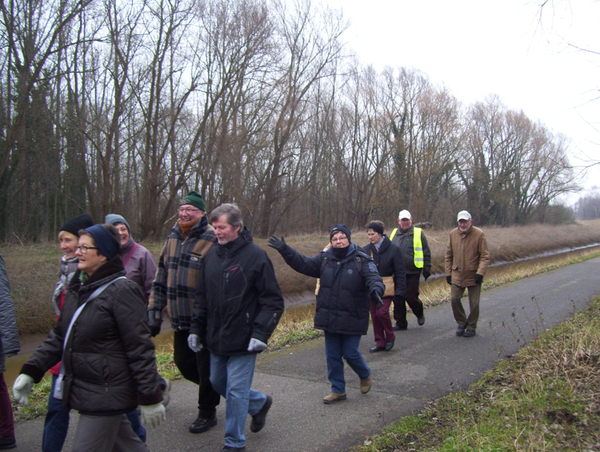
[445,226,490,287]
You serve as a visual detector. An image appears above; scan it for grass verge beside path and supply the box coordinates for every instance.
[354,296,600,452]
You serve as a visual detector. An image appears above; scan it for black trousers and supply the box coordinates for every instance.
[173,330,221,418]
[393,272,424,328]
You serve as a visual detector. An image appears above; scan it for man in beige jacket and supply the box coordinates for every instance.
[445,210,490,337]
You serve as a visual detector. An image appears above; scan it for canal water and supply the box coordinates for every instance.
[5,243,599,387]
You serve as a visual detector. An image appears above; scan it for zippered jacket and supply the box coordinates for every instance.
[0,254,19,373]
[191,227,284,355]
[363,236,406,298]
[445,226,490,287]
[391,225,432,275]
[21,257,163,414]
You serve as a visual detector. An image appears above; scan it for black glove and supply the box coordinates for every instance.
[371,291,384,310]
[267,235,286,252]
[148,308,163,337]
[474,274,483,285]
[446,276,452,285]
[422,268,431,280]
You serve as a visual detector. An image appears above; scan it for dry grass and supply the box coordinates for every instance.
[2,220,600,336]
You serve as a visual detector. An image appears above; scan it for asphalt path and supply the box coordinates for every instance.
[12,256,600,452]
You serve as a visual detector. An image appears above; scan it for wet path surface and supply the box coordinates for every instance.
[10,255,600,451]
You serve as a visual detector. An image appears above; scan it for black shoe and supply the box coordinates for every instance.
[0,436,16,450]
[463,328,476,338]
[189,416,217,433]
[384,337,395,351]
[456,325,466,336]
[393,323,407,331]
[250,395,272,433]
[418,315,425,326]
[370,345,386,352]
[221,446,245,452]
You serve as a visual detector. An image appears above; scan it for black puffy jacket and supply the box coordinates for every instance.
[191,227,284,356]
[21,257,163,415]
[276,242,384,335]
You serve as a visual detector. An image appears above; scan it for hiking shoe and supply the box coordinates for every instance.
[370,345,386,352]
[360,375,372,394]
[463,328,476,338]
[189,416,217,433]
[0,435,16,450]
[221,446,245,452]
[160,377,171,407]
[250,395,272,433]
[456,325,466,336]
[323,392,347,404]
[418,315,425,326]
[393,323,407,331]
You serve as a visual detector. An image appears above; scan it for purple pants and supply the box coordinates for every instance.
[0,373,14,437]
[370,296,394,347]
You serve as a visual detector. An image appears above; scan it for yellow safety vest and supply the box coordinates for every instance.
[390,226,424,268]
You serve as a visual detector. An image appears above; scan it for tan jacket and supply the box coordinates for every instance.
[445,226,490,287]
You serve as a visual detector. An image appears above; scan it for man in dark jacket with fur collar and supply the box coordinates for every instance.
[190,203,284,452]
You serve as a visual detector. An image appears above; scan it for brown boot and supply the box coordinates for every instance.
[323,392,347,404]
[360,375,372,394]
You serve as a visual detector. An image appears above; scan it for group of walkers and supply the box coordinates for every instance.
[0,191,489,452]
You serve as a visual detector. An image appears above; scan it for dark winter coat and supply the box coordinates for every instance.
[275,242,384,335]
[21,256,163,415]
[120,237,158,304]
[363,236,407,298]
[0,254,19,373]
[149,215,216,330]
[391,225,432,275]
[191,227,284,355]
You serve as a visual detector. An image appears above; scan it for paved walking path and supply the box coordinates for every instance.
[12,257,600,452]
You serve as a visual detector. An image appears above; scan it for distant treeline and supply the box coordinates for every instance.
[0,0,578,243]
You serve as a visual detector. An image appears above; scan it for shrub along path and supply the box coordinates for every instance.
[12,257,600,452]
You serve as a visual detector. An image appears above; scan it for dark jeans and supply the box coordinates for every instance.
[0,373,14,437]
[173,330,221,419]
[394,272,424,328]
[43,374,146,451]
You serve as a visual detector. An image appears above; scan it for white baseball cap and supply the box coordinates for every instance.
[398,210,412,220]
[457,210,472,221]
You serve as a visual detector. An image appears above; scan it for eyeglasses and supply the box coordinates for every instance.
[75,245,98,254]
[331,236,348,243]
[179,207,200,213]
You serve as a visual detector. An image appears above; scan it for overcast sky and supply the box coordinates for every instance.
[319,0,600,203]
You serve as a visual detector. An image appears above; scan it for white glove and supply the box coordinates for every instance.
[13,374,34,407]
[140,402,166,428]
[247,338,267,352]
[187,333,202,353]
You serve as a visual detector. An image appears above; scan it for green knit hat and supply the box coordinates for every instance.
[181,190,205,211]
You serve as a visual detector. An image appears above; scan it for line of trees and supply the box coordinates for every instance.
[0,0,579,243]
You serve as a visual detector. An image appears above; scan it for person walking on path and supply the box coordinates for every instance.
[269,224,384,405]
[0,254,20,450]
[13,224,165,452]
[445,210,490,338]
[148,191,221,434]
[190,203,284,452]
[390,210,430,330]
[363,221,406,352]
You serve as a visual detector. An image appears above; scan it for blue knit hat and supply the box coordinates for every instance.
[85,224,120,260]
[329,224,351,242]
[105,213,130,232]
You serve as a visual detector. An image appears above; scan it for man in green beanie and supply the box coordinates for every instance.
[148,191,220,434]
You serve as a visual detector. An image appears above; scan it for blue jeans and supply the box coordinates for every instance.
[210,353,267,448]
[43,374,71,452]
[324,332,370,394]
[43,375,146,451]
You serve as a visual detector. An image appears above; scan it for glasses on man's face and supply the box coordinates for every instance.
[179,207,200,214]
[75,244,98,254]
[331,236,348,243]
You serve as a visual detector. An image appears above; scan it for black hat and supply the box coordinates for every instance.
[329,224,351,242]
[60,213,94,237]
